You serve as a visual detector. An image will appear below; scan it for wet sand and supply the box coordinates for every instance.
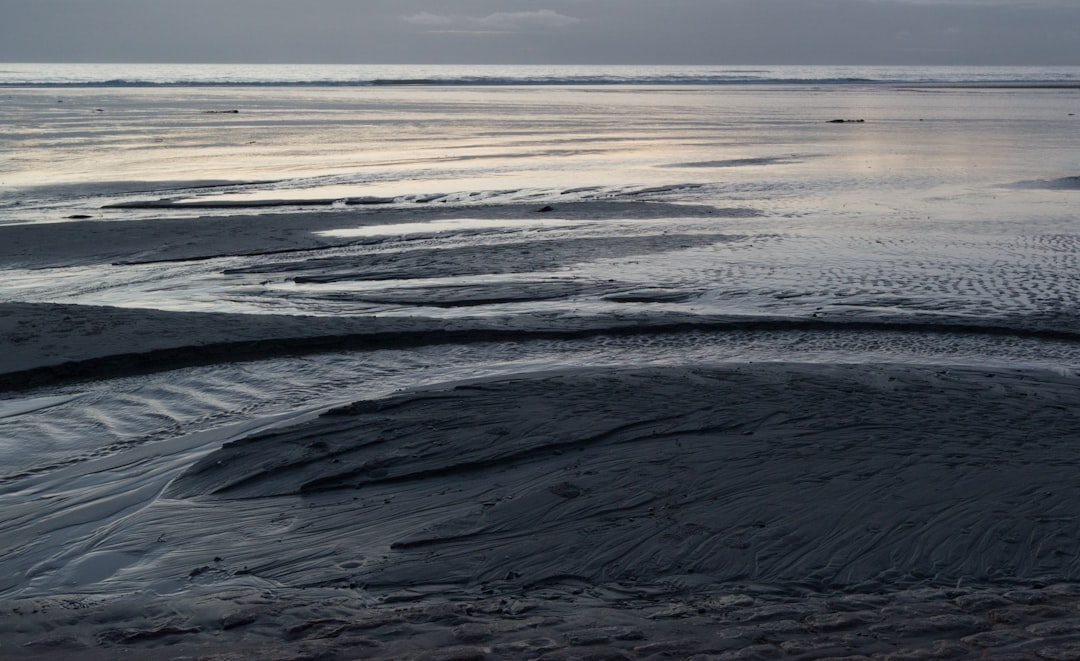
[4,202,1080,660]
[4,362,1080,658]
[3,82,1080,658]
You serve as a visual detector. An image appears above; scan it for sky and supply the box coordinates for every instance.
[1,0,1078,65]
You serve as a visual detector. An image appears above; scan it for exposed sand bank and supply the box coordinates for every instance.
[0,201,730,268]
[4,198,1080,393]
[7,299,1080,393]
[3,364,1080,659]
[166,363,1080,589]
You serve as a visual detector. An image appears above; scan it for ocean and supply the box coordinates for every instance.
[2,63,1080,657]
[4,62,1080,87]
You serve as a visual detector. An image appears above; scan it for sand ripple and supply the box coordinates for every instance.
[5,363,1080,658]
[161,364,1080,590]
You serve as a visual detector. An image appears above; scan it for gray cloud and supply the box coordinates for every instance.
[402,9,581,33]
[401,12,456,27]
[475,10,581,29]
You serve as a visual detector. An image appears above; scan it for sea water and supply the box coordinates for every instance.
[2,63,1078,217]
[1,66,1078,317]
[4,62,1080,86]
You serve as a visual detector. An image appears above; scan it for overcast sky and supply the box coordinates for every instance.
[2,0,1078,65]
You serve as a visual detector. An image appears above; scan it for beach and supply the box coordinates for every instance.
[2,65,1080,658]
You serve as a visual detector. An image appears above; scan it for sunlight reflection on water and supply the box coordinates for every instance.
[315,216,585,238]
